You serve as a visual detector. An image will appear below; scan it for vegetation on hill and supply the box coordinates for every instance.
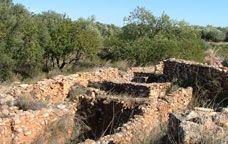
[195,25,228,42]
[100,7,204,65]
[0,0,226,82]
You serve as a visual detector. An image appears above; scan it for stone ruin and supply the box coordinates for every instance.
[168,107,228,144]
[0,58,227,144]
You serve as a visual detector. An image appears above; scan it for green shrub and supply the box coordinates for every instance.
[201,27,226,42]
[223,59,228,67]
[0,53,15,82]
[101,8,205,65]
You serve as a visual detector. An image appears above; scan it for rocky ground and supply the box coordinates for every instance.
[0,58,227,144]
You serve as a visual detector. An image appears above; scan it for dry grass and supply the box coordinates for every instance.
[168,127,228,144]
[14,96,47,111]
[143,123,168,144]
[67,83,89,102]
[198,136,227,144]
[33,114,75,144]
[204,48,223,66]
[110,60,130,71]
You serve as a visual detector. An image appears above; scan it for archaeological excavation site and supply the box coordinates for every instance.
[0,58,227,144]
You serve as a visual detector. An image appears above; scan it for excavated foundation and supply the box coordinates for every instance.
[81,86,193,144]
[2,59,225,144]
[88,81,150,97]
[74,96,144,142]
[131,72,166,83]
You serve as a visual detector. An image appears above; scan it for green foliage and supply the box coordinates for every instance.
[201,26,226,42]
[15,18,43,77]
[0,52,14,82]
[0,3,211,81]
[96,22,121,38]
[72,18,102,59]
[223,59,228,67]
[37,13,103,71]
[0,1,103,81]
[101,7,205,65]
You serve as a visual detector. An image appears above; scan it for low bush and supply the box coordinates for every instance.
[33,114,75,144]
[67,84,89,102]
[15,96,47,111]
[222,59,228,67]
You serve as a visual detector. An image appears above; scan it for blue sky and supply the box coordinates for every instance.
[13,0,228,27]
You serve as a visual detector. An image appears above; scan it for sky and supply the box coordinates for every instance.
[13,0,228,27]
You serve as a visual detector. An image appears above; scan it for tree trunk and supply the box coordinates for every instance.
[56,58,66,71]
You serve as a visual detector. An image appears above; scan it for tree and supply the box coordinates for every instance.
[122,7,172,40]
[71,18,102,61]
[0,3,206,81]
[38,14,103,71]
[0,49,14,82]
[51,17,103,70]
[201,26,226,42]
[122,7,156,40]
[101,7,204,65]
[16,17,43,77]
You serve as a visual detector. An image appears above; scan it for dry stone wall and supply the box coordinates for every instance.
[9,68,125,104]
[88,80,171,98]
[0,61,209,144]
[83,87,192,144]
[163,58,228,100]
[0,103,76,144]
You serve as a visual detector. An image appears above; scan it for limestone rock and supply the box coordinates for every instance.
[57,104,66,109]
[168,108,228,144]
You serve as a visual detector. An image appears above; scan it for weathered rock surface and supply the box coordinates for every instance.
[0,103,76,144]
[168,107,228,144]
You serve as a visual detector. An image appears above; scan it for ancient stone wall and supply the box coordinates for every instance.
[163,58,228,100]
[85,87,193,144]
[0,62,197,144]
[9,68,124,104]
[0,103,76,144]
[88,80,171,98]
